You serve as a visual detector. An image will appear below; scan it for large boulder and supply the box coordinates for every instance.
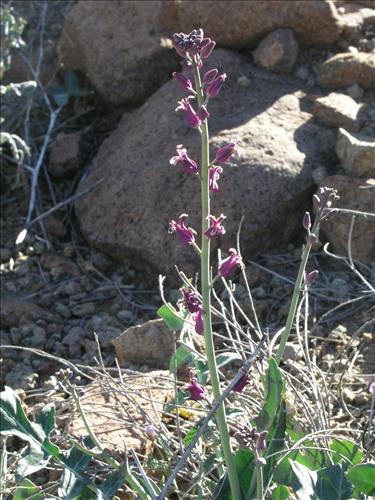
[319,176,375,262]
[59,0,341,105]
[75,50,335,281]
[318,52,375,90]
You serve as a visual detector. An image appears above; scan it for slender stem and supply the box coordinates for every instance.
[194,69,242,500]
[274,240,312,366]
[256,461,264,500]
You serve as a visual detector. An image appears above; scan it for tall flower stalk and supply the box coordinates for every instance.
[169,30,241,499]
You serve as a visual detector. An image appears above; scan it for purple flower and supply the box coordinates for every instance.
[307,233,317,245]
[194,309,204,335]
[219,249,241,278]
[198,105,210,121]
[187,377,205,401]
[215,139,240,163]
[180,288,201,314]
[169,214,195,246]
[176,97,201,128]
[205,73,226,98]
[172,72,194,92]
[305,270,319,285]
[303,211,311,231]
[203,68,218,84]
[146,424,156,436]
[369,381,375,394]
[233,372,250,393]
[170,145,199,175]
[200,39,216,59]
[256,431,268,451]
[205,214,226,239]
[208,165,223,192]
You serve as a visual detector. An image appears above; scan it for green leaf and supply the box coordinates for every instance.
[330,439,363,466]
[157,304,184,331]
[59,440,94,499]
[290,461,353,500]
[16,441,51,479]
[215,352,242,369]
[50,83,69,107]
[169,345,192,373]
[98,464,126,497]
[254,357,284,432]
[64,71,80,95]
[13,478,44,500]
[36,403,56,437]
[271,484,289,500]
[0,386,46,444]
[183,426,198,446]
[346,463,375,495]
[0,387,59,479]
[213,449,255,500]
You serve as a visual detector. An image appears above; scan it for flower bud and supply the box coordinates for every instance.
[215,140,240,163]
[305,270,319,285]
[205,73,227,98]
[172,72,194,92]
[187,377,205,401]
[194,309,204,335]
[198,105,210,121]
[307,233,317,245]
[233,372,250,393]
[303,211,311,230]
[313,194,321,209]
[203,68,218,84]
[256,431,268,451]
[219,249,242,278]
[200,39,216,59]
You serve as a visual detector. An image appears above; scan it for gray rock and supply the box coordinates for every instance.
[30,326,47,347]
[313,92,365,132]
[63,326,85,357]
[336,128,375,177]
[319,52,375,89]
[318,176,375,263]
[253,29,299,73]
[5,364,38,391]
[64,281,82,296]
[48,132,81,178]
[55,302,71,319]
[112,318,203,369]
[59,0,341,106]
[10,327,21,344]
[72,302,95,318]
[75,50,335,280]
[116,309,135,323]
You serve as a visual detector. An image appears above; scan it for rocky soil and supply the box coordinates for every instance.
[1,0,374,466]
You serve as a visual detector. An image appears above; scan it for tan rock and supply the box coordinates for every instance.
[319,52,375,89]
[336,128,375,177]
[48,132,81,178]
[318,175,375,262]
[338,2,375,41]
[253,29,299,73]
[112,319,204,370]
[75,49,335,279]
[313,92,365,132]
[59,0,341,105]
[66,372,173,454]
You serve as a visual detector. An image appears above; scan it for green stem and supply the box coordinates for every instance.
[274,241,312,366]
[256,460,264,500]
[194,69,242,500]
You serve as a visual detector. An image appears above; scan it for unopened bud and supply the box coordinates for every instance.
[303,211,311,230]
[305,270,319,285]
[200,39,216,59]
[307,233,317,245]
[313,194,321,209]
[203,68,218,84]
[324,208,338,220]
[198,105,210,120]
[256,431,268,451]
[255,457,266,465]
